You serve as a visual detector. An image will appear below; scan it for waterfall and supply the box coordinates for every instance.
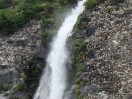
[33,0,86,99]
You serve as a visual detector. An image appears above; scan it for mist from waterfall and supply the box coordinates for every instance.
[33,0,86,99]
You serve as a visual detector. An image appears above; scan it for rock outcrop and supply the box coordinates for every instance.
[75,0,132,98]
[0,19,47,99]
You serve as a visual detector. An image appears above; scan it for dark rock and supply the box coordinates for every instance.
[80,86,88,95]
[9,91,29,99]
[114,19,124,25]
[7,40,14,44]
[80,17,91,23]
[75,29,86,38]
[113,13,124,18]
[96,23,104,28]
[34,45,47,60]
[124,8,132,15]
[0,65,19,83]
[15,39,28,46]
[86,25,96,37]
[79,73,88,82]
[108,0,125,5]
[86,50,95,59]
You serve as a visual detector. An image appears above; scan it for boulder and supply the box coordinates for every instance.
[86,25,96,37]
[80,17,91,23]
[34,45,47,60]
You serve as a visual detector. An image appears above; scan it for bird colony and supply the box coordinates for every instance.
[0,20,42,83]
[77,0,132,99]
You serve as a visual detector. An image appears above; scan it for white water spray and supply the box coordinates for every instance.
[33,0,86,99]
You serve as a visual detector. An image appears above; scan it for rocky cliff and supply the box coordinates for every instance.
[74,0,132,98]
[0,19,47,99]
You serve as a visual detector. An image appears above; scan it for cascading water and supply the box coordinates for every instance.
[33,0,86,99]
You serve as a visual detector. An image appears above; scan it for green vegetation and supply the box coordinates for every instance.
[41,29,57,46]
[18,74,27,89]
[76,83,84,99]
[74,16,81,32]
[73,37,86,99]
[4,92,10,96]
[13,74,27,91]
[73,10,88,99]
[21,74,27,81]
[73,38,86,72]
[0,0,75,36]
[0,80,11,91]
[31,68,39,77]
[84,0,104,9]
[96,87,103,93]
[79,81,84,86]
[0,3,45,35]
[76,85,80,89]
[106,6,119,13]
[0,0,13,9]
[76,89,80,94]
[76,78,80,84]
[78,94,83,99]
[114,6,119,10]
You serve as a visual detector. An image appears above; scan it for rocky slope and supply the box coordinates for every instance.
[0,19,47,98]
[74,0,132,98]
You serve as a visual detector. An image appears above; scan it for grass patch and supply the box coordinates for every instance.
[96,87,103,93]
[106,6,119,13]
[73,38,86,72]
[84,0,105,9]
[0,81,11,91]
[84,0,99,9]
[76,78,80,84]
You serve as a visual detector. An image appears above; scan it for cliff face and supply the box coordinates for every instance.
[0,19,47,99]
[0,19,43,80]
[74,0,132,98]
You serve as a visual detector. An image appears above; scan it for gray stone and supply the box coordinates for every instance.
[86,25,96,37]
[75,29,86,38]
[0,66,19,84]
[9,91,29,99]
[15,39,28,46]
[34,46,47,60]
